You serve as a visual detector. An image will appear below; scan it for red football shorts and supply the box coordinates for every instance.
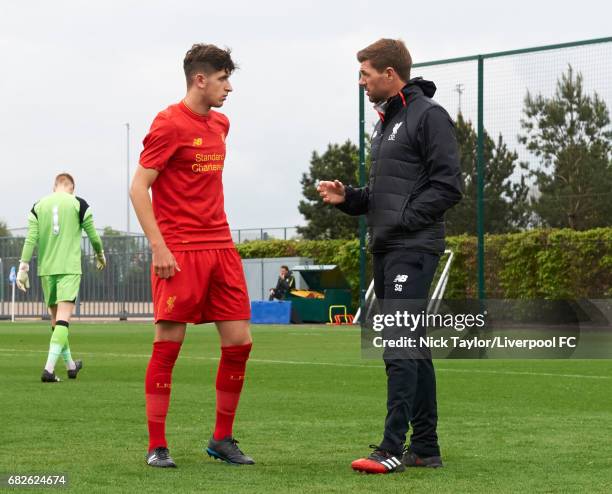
[151,248,251,324]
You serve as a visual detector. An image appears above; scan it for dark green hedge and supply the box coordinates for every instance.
[237,239,364,305]
[236,228,612,301]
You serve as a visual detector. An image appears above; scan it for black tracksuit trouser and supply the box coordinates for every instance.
[373,249,441,457]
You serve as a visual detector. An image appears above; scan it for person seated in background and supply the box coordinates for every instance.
[268,265,295,301]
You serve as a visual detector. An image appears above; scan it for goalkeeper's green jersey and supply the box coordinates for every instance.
[20,192,103,276]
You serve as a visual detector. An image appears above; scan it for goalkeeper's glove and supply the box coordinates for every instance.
[95,251,107,271]
[16,261,30,292]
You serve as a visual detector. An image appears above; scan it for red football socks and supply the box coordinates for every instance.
[213,343,252,440]
[145,340,182,451]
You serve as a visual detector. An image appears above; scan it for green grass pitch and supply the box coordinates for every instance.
[1,322,611,493]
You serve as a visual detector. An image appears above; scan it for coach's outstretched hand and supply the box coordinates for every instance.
[95,251,107,271]
[317,180,346,205]
[16,261,30,292]
[152,244,181,279]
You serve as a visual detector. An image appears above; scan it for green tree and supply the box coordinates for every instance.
[103,226,121,236]
[0,219,10,237]
[298,140,364,239]
[445,113,530,235]
[519,65,612,229]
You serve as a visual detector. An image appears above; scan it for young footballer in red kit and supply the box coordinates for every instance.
[130,44,253,468]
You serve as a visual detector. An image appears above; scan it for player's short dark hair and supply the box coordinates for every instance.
[281,265,289,271]
[55,173,75,188]
[183,44,236,85]
[357,38,412,82]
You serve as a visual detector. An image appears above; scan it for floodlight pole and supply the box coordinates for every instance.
[455,83,464,115]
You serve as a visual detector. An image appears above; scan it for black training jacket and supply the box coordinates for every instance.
[337,78,463,254]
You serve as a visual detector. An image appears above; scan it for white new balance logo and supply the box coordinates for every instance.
[394,274,408,282]
[388,122,403,141]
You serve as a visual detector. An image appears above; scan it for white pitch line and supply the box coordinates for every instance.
[0,348,610,379]
[0,348,378,368]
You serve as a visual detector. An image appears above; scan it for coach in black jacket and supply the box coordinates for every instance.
[318,39,462,474]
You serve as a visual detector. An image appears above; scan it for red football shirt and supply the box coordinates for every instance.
[140,101,234,250]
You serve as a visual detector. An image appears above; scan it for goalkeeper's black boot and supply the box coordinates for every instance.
[146,447,177,468]
[67,360,83,379]
[41,369,61,383]
[206,436,255,465]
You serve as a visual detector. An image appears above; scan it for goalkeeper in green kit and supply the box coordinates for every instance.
[17,173,106,383]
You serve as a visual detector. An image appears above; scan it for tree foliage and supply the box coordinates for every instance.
[446,114,530,235]
[298,140,363,239]
[0,220,11,237]
[519,65,612,230]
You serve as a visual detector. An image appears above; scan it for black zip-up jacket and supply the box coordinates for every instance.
[337,78,463,254]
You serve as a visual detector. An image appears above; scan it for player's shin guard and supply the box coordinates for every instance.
[213,343,252,440]
[145,341,182,451]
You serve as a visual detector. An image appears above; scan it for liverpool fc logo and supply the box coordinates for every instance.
[166,296,176,313]
[388,122,403,141]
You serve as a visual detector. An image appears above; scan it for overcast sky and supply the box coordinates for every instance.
[1,0,610,234]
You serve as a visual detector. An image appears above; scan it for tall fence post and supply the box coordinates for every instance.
[359,84,367,318]
[477,55,486,300]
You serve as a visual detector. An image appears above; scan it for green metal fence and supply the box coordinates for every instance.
[0,235,153,319]
[359,36,612,302]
